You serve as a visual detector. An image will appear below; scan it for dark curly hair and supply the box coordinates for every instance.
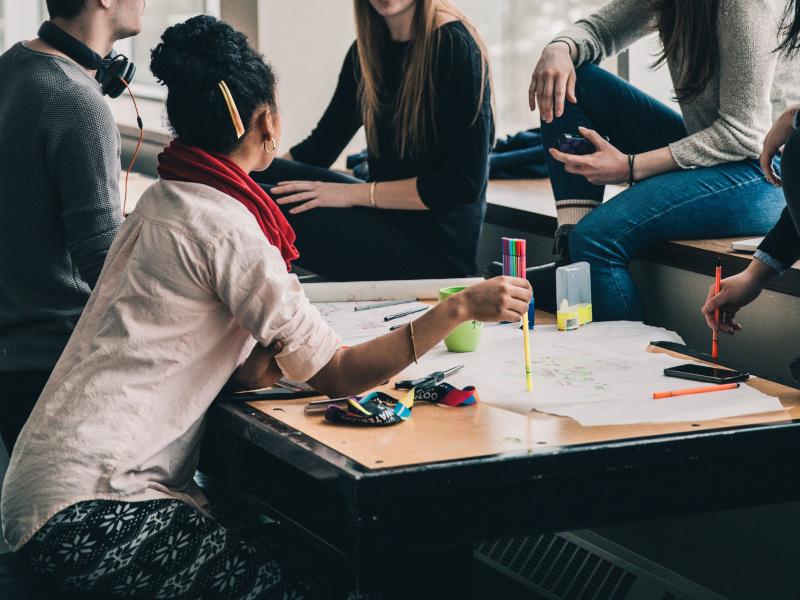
[150,15,278,154]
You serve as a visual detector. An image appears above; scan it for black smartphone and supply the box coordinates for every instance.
[217,378,318,402]
[552,133,609,155]
[663,363,749,384]
[217,387,318,402]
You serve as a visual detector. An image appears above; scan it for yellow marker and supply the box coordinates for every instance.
[522,313,532,391]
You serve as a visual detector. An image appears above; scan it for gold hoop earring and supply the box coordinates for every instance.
[264,138,276,153]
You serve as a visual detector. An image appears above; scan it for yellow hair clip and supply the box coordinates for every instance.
[218,80,245,139]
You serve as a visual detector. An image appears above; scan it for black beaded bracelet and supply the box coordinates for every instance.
[628,153,636,186]
[547,39,572,52]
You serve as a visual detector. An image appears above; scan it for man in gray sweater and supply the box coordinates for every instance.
[0,0,145,454]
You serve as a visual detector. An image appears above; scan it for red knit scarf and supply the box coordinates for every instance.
[157,140,299,271]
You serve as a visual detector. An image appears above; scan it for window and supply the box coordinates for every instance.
[117,0,220,99]
[458,0,611,136]
[107,0,221,132]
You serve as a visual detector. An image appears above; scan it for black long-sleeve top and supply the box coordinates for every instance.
[756,207,800,272]
[756,127,800,273]
[291,21,494,276]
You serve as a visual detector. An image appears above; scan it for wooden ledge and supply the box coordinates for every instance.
[642,239,800,297]
[485,178,800,298]
[485,179,557,237]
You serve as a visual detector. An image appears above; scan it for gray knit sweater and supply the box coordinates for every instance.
[0,42,122,372]
[557,0,800,168]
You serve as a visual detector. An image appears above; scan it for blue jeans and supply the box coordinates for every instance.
[540,64,786,321]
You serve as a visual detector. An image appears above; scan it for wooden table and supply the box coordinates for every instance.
[199,311,800,599]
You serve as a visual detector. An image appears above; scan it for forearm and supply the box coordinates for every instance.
[744,256,778,287]
[308,297,467,397]
[632,146,680,182]
[350,178,428,211]
[550,37,579,63]
[555,0,652,66]
[222,341,284,392]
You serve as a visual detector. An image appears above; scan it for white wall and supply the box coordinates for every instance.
[257,0,365,163]
[626,33,679,114]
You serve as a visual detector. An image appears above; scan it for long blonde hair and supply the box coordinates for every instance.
[353,0,492,160]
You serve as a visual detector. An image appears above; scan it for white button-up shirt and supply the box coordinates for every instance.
[2,179,341,550]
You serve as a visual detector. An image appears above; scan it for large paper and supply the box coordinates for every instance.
[394,322,785,425]
[316,306,786,426]
[303,278,483,302]
[314,300,432,345]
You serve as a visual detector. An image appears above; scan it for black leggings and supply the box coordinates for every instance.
[252,159,456,281]
[0,370,51,455]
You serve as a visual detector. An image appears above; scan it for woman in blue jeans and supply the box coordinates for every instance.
[524,0,800,322]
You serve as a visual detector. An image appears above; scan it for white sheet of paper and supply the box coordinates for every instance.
[314,300,432,345]
[303,278,483,302]
[316,310,786,426]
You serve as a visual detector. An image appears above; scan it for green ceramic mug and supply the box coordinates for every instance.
[438,286,483,352]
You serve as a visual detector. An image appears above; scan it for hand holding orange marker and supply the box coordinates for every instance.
[712,257,721,361]
[653,382,739,399]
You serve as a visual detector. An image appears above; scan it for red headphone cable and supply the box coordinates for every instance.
[119,77,143,217]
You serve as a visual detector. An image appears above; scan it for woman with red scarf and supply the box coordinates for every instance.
[0,16,530,600]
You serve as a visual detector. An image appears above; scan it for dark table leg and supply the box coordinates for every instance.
[347,543,473,599]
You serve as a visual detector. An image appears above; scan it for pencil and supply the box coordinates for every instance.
[712,257,721,362]
[502,237,532,391]
[653,382,739,399]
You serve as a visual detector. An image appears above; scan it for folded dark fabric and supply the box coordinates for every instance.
[494,128,543,152]
[346,149,369,181]
[490,128,548,180]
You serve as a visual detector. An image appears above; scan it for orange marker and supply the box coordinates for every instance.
[712,258,721,362]
[653,382,739,399]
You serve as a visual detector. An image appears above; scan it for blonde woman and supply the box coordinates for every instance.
[253,0,494,281]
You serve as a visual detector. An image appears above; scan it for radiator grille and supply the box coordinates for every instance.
[474,531,729,600]
[476,535,634,600]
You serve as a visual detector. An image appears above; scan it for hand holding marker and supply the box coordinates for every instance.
[502,237,532,391]
[712,258,721,361]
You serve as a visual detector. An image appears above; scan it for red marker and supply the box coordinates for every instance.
[712,258,721,362]
[653,382,739,399]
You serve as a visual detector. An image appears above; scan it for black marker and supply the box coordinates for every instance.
[384,306,428,322]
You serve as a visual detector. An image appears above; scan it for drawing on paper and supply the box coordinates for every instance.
[500,353,631,394]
